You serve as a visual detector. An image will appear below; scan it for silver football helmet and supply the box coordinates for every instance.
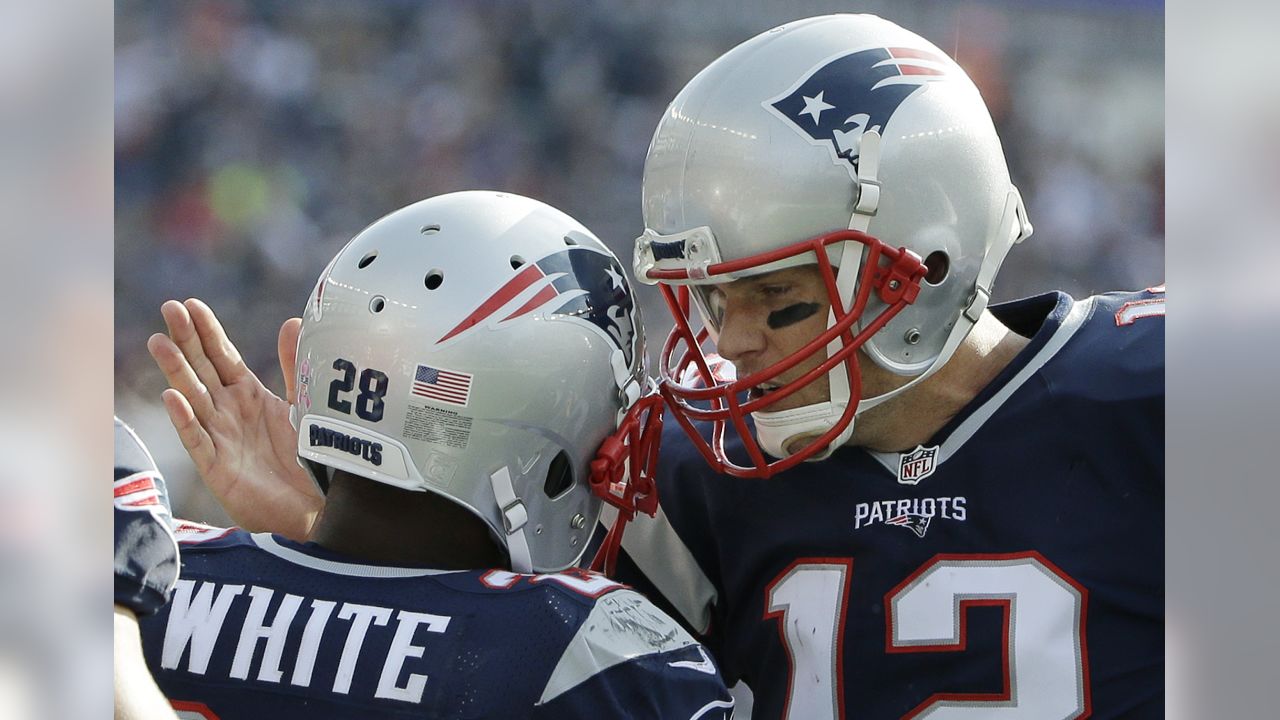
[292,191,656,573]
[634,14,1033,477]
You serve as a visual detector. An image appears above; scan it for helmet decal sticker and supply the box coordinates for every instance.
[410,363,473,408]
[438,247,638,368]
[764,47,949,175]
[402,403,473,453]
[297,357,313,411]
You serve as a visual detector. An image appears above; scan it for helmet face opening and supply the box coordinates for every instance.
[647,227,926,478]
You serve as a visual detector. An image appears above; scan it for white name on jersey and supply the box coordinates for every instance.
[160,579,450,704]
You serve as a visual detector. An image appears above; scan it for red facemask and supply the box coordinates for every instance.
[647,229,926,479]
[587,392,664,576]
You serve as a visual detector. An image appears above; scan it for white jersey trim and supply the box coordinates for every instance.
[613,503,719,634]
[250,534,463,578]
[690,699,737,720]
[867,296,1094,476]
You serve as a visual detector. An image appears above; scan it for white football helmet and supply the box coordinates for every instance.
[634,14,1033,477]
[292,191,659,573]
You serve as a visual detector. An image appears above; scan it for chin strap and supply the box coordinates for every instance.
[848,130,881,234]
[587,391,664,576]
[490,465,533,574]
[753,132,879,462]
[855,186,1032,414]
[753,403,858,461]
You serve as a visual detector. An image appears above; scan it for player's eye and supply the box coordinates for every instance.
[758,284,792,299]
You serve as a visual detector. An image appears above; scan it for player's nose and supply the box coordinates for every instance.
[714,304,767,365]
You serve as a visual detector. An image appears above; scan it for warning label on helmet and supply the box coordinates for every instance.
[403,405,472,449]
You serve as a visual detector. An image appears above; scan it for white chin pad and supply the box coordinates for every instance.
[753,401,856,461]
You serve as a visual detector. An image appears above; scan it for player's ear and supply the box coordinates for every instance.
[279,317,303,403]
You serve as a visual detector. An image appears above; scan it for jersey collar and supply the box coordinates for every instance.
[252,533,469,578]
[864,292,1090,476]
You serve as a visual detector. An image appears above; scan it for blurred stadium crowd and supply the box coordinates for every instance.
[114,0,1162,521]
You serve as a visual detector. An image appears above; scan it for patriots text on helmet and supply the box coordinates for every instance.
[309,424,383,466]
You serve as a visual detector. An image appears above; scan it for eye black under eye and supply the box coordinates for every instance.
[768,302,821,329]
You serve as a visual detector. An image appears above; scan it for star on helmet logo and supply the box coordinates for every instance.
[764,47,950,175]
[438,247,638,368]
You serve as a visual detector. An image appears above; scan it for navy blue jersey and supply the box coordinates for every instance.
[138,523,734,719]
[615,289,1164,719]
[114,417,179,615]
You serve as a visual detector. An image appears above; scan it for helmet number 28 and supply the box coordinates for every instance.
[766,553,1088,719]
[327,358,389,423]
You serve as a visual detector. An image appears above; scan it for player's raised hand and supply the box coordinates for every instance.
[147,299,322,541]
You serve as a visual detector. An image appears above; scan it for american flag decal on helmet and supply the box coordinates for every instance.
[412,364,473,406]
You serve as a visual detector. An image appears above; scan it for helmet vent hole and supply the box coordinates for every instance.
[420,224,441,235]
[563,234,577,246]
[923,251,950,286]
[424,270,445,290]
[543,450,573,499]
[358,251,378,269]
[370,296,386,313]
[510,255,526,270]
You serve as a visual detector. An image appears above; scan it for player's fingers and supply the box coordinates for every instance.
[278,317,302,404]
[185,298,252,388]
[160,388,217,477]
[148,332,217,421]
[160,299,224,393]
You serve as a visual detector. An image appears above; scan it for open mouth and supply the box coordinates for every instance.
[748,383,782,401]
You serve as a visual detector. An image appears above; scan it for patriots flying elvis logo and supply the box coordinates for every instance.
[765,46,950,175]
[886,513,932,538]
[438,247,638,367]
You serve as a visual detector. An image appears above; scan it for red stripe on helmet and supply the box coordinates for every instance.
[501,284,559,323]
[438,264,546,343]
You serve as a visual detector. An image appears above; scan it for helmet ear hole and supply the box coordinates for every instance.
[424,270,445,290]
[543,450,573,499]
[923,251,950,285]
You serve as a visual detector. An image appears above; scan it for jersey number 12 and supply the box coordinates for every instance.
[765,552,1088,719]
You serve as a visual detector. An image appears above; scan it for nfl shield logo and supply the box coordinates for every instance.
[897,445,939,485]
